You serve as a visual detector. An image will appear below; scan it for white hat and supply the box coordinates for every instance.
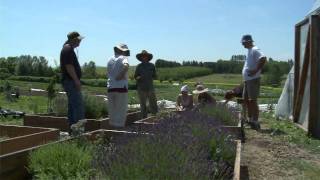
[192,85,209,94]
[114,43,129,52]
[180,85,189,92]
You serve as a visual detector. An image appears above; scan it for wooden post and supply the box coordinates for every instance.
[293,24,301,122]
[309,15,320,138]
[293,28,310,123]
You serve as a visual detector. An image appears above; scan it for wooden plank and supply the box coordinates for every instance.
[293,24,301,122]
[24,114,69,132]
[0,129,59,155]
[309,15,320,138]
[233,140,241,180]
[293,28,310,123]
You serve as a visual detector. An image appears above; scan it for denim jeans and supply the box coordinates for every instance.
[62,79,85,126]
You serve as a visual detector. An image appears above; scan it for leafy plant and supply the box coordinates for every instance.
[28,142,95,179]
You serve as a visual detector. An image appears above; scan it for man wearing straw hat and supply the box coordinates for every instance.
[107,43,130,128]
[60,31,85,130]
[134,50,158,118]
[241,34,267,130]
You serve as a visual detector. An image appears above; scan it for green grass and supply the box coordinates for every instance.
[261,112,320,154]
[0,116,23,125]
[0,93,48,114]
[187,73,243,85]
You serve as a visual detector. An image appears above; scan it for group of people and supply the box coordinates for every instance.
[176,83,217,111]
[60,31,265,132]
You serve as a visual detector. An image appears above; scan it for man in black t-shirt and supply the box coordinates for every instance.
[60,31,85,130]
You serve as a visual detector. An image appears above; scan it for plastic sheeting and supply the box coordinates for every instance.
[275,67,294,120]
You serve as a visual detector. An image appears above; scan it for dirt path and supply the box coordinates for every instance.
[240,119,320,180]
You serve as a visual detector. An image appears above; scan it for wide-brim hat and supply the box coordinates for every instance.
[136,50,153,62]
[114,43,130,52]
[67,31,84,41]
[192,85,209,94]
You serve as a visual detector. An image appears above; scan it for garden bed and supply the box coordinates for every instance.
[23,111,142,132]
[0,125,59,180]
[83,113,242,179]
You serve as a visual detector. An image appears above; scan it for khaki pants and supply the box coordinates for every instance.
[107,92,128,127]
[243,78,260,100]
[138,90,158,118]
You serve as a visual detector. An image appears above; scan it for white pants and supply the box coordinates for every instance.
[107,92,128,127]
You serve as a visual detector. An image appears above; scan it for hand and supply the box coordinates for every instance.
[74,79,81,91]
[248,69,258,76]
[135,76,141,80]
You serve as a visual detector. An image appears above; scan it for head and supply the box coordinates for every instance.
[241,34,254,49]
[180,85,189,95]
[66,31,84,48]
[136,50,153,62]
[114,43,130,56]
[224,90,235,100]
[192,84,209,94]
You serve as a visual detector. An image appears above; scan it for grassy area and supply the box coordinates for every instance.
[0,116,23,125]
[0,93,48,114]
[261,112,320,153]
[187,73,243,85]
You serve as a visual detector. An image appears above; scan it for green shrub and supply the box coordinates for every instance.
[28,142,95,179]
[52,95,68,117]
[83,93,108,119]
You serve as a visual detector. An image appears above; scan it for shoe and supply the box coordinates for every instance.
[250,122,261,131]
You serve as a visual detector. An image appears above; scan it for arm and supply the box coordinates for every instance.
[134,65,141,80]
[248,57,267,76]
[116,63,129,80]
[65,64,81,90]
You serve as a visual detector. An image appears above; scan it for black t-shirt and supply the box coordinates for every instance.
[60,44,82,80]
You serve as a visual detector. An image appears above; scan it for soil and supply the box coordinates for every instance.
[240,120,320,180]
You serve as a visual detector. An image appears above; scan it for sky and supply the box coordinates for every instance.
[0,0,315,66]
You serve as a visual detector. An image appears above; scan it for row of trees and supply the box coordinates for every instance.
[0,55,55,78]
[0,56,99,79]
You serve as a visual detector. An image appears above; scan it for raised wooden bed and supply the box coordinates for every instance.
[24,111,142,132]
[84,111,142,132]
[0,125,59,156]
[0,125,59,180]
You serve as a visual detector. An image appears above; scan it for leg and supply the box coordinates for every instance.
[148,90,158,115]
[243,83,252,122]
[138,90,148,118]
[246,78,261,129]
[63,79,84,126]
[108,92,117,126]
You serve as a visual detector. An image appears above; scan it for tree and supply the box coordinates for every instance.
[82,61,97,78]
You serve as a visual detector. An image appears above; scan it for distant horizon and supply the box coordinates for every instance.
[0,0,314,67]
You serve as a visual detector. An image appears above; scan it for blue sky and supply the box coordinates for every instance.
[0,0,314,66]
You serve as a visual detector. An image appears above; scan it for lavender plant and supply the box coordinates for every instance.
[93,110,237,179]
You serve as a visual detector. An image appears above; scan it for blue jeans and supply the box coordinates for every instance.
[62,79,85,126]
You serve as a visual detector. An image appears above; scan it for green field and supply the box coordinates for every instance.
[187,73,243,85]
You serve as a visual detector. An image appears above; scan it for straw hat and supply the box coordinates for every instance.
[192,85,209,94]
